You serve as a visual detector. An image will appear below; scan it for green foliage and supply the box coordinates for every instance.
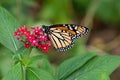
[0,5,120,80]
[65,55,120,80]
[56,53,120,80]
[26,67,54,80]
[15,47,32,67]
[40,58,54,74]
[56,53,96,80]
[72,0,91,16]
[0,0,35,24]
[0,47,14,76]
[3,63,22,80]
[68,40,87,55]
[96,0,120,23]
[39,0,73,23]
[29,55,46,65]
[0,7,22,53]
[72,0,120,24]
[15,47,32,57]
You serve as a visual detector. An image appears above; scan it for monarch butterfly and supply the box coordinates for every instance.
[42,24,89,51]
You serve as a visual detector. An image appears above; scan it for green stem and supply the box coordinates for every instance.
[23,66,27,80]
[18,53,26,80]
[16,0,22,20]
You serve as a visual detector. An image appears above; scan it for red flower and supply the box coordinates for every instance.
[32,27,43,35]
[39,44,50,53]
[14,30,20,36]
[19,26,26,32]
[39,35,47,41]
[14,26,51,53]
[26,34,35,42]
[31,39,38,46]
[24,43,31,48]
[22,30,30,36]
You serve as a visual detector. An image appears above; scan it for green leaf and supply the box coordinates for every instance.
[56,53,97,80]
[29,55,46,64]
[0,7,22,53]
[29,55,54,75]
[16,47,32,58]
[40,58,54,74]
[29,55,46,68]
[13,47,32,66]
[26,67,55,80]
[2,63,22,80]
[68,72,110,80]
[66,55,120,80]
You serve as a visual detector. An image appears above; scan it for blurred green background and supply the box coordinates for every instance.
[0,0,120,80]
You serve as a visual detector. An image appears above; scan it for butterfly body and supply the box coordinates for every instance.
[42,24,89,51]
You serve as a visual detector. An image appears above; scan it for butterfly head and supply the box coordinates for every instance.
[42,25,50,34]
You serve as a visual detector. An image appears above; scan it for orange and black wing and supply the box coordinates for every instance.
[48,27,74,51]
[42,24,89,51]
[49,24,89,39]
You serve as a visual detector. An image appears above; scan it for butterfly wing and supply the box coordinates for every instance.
[49,24,89,39]
[48,28,74,51]
[42,24,89,51]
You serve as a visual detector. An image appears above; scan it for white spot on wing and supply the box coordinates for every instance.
[69,26,73,30]
[75,26,77,30]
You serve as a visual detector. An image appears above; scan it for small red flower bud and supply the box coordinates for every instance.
[40,44,50,53]
[14,30,20,36]
[26,34,35,42]
[24,43,31,48]
[31,39,38,46]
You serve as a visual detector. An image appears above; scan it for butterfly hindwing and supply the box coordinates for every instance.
[42,24,89,51]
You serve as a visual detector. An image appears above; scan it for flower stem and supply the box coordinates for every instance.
[18,53,26,80]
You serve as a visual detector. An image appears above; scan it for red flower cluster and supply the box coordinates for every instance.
[14,26,51,53]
